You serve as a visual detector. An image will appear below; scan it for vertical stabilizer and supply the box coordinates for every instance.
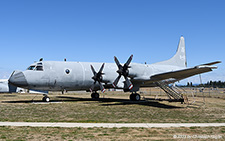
[154,36,187,68]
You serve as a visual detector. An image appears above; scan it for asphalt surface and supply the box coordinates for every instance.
[0,122,225,128]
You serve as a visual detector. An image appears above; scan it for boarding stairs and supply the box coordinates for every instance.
[155,82,185,103]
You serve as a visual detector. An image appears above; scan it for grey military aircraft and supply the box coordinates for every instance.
[8,36,220,102]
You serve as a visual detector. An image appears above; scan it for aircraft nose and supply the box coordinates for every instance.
[9,71,28,87]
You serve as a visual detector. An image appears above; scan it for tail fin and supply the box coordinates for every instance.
[154,36,187,68]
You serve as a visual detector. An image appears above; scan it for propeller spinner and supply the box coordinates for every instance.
[112,55,133,90]
[90,63,106,93]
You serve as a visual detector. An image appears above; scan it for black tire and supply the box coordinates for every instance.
[130,94,135,101]
[91,93,95,99]
[42,97,46,102]
[42,96,50,102]
[130,93,141,101]
[91,93,99,99]
[94,93,99,99]
[134,94,140,101]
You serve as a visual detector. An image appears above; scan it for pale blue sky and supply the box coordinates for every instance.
[0,0,225,83]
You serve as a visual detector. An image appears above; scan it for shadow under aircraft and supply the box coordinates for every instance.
[2,96,183,109]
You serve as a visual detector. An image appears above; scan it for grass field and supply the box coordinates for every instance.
[0,90,224,123]
[0,126,224,140]
[0,89,224,140]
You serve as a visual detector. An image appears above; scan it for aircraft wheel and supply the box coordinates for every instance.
[42,96,50,102]
[130,93,140,101]
[134,93,141,101]
[91,93,99,99]
[91,93,94,98]
[130,94,135,101]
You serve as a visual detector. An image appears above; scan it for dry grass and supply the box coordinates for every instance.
[0,126,224,140]
[0,89,224,123]
[0,89,225,140]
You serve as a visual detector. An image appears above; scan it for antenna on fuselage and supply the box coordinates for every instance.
[39,58,43,61]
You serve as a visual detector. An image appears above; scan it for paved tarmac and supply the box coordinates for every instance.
[0,122,225,128]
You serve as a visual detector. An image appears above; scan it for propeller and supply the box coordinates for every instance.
[90,63,106,93]
[113,55,133,90]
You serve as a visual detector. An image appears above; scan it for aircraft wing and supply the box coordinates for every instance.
[150,61,221,82]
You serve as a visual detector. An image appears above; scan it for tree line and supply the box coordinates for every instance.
[184,81,225,88]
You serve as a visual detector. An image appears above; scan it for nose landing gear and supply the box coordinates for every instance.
[42,95,50,102]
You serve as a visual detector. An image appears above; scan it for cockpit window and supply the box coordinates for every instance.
[36,66,43,71]
[27,66,35,70]
[27,63,44,71]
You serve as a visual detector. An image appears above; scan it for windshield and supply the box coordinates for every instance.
[26,63,44,71]
[27,66,35,70]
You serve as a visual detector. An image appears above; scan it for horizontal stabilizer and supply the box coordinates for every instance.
[197,61,221,66]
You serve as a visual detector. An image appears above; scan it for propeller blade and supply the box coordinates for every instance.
[90,83,96,92]
[114,56,121,68]
[90,64,105,92]
[99,63,105,74]
[113,55,134,89]
[90,65,96,75]
[125,54,133,67]
[112,75,121,88]
[98,81,106,93]
[124,76,133,90]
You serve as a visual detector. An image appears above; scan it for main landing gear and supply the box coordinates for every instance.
[130,93,141,101]
[91,92,99,99]
[90,91,141,101]
[42,95,50,102]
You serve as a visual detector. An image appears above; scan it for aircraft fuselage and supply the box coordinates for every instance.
[9,61,183,92]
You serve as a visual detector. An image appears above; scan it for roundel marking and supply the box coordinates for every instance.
[65,69,70,74]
